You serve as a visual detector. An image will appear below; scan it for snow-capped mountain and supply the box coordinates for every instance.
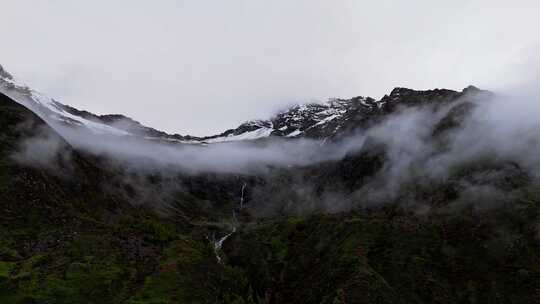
[201,97,379,142]
[204,86,485,142]
[0,64,484,145]
[0,65,131,135]
[0,64,373,143]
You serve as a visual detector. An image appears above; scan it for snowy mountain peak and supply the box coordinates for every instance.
[0,68,132,136]
[0,63,485,145]
[240,120,273,129]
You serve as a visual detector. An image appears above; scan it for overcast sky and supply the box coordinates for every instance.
[1,1,539,135]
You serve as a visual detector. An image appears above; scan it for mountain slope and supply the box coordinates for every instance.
[0,92,253,303]
[2,64,540,303]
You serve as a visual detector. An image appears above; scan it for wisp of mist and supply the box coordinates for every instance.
[9,81,540,215]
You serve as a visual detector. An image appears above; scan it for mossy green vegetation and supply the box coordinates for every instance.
[222,204,540,303]
[128,236,253,304]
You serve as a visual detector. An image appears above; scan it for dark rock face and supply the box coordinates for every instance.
[380,87,461,108]
[0,64,13,80]
[432,101,476,137]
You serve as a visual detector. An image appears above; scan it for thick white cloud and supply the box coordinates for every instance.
[1,0,539,135]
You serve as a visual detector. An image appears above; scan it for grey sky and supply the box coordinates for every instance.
[1,0,539,135]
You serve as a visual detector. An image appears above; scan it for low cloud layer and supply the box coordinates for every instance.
[10,83,540,217]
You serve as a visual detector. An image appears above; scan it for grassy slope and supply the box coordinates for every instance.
[0,93,251,303]
[224,205,540,304]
